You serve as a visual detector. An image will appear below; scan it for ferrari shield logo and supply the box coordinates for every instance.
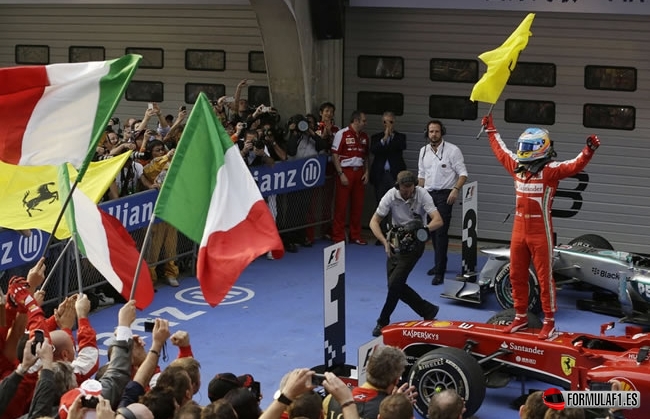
[561,355,575,376]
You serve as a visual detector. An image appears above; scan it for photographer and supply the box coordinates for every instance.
[284,114,328,247]
[286,114,327,159]
[260,122,287,162]
[238,130,274,167]
[369,171,443,337]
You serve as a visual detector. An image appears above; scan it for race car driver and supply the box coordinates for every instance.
[482,113,600,340]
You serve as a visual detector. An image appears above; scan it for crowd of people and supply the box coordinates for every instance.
[0,257,622,418]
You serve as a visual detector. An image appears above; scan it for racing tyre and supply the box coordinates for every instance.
[408,347,485,418]
[494,263,541,313]
[568,234,613,250]
[486,308,543,329]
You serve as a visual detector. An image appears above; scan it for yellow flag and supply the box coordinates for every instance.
[470,13,535,104]
[0,152,131,238]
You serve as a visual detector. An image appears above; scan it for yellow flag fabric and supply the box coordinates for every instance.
[0,152,131,238]
[470,13,535,104]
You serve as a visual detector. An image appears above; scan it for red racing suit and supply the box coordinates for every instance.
[487,130,596,317]
[331,125,369,243]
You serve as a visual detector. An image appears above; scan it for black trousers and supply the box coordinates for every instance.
[429,189,454,275]
[377,242,432,325]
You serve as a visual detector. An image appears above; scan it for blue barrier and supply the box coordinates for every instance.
[0,156,328,270]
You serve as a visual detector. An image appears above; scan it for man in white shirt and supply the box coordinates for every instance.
[417,120,468,285]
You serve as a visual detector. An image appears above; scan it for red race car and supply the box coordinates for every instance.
[380,310,648,418]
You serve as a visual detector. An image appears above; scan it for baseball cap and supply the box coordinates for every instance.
[58,379,102,419]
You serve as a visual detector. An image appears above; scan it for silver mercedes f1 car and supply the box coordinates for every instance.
[441,234,650,325]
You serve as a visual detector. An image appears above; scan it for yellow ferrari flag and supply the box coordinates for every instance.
[0,151,131,238]
[470,13,535,104]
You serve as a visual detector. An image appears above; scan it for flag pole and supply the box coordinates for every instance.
[475,104,495,140]
[130,214,156,300]
[39,239,74,291]
[41,178,80,258]
[70,233,84,295]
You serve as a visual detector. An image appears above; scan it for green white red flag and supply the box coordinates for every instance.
[0,54,141,179]
[58,163,154,309]
[154,93,284,307]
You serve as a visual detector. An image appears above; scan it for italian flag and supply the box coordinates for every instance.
[154,93,284,307]
[0,54,141,174]
[58,164,154,310]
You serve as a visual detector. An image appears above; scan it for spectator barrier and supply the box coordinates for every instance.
[0,155,333,310]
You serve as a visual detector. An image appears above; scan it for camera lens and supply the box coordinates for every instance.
[297,120,309,132]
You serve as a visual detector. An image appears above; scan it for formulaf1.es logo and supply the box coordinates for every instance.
[327,248,341,268]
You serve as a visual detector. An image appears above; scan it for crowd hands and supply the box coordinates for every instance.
[0,269,461,419]
[99,79,333,200]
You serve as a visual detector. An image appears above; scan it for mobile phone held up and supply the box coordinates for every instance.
[32,329,45,355]
[147,102,154,110]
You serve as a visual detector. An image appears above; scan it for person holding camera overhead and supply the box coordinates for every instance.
[417,120,467,285]
[369,170,443,337]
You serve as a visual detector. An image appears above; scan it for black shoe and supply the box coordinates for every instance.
[375,240,383,246]
[427,266,437,276]
[302,239,313,248]
[423,304,439,320]
[286,243,299,253]
[431,275,444,285]
[372,323,386,337]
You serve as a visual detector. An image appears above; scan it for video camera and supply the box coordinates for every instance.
[387,219,429,253]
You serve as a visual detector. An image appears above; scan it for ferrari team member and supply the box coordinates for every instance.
[331,110,370,245]
[482,113,600,340]
[369,171,443,337]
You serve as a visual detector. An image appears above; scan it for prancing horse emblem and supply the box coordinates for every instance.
[561,355,576,376]
[23,182,59,217]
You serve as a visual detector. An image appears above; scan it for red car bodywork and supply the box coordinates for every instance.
[381,319,649,419]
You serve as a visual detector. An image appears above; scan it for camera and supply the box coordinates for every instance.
[249,381,261,400]
[388,220,429,254]
[253,138,266,149]
[311,373,326,386]
[80,396,100,409]
[31,329,45,355]
[144,318,155,332]
[180,105,187,111]
[297,120,309,132]
[261,105,272,113]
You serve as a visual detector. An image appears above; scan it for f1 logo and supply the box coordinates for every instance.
[328,248,340,265]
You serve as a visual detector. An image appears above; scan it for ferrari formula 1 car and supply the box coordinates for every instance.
[380,310,649,419]
[441,234,650,325]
